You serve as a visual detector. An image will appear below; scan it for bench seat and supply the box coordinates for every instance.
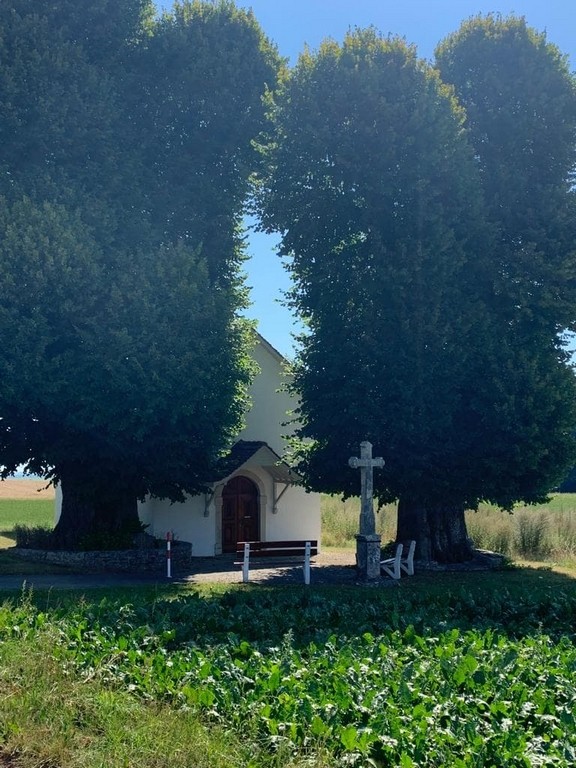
[237,539,318,583]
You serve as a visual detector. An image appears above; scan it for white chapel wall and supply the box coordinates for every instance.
[239,337,294,457]
[265,485,321,544]
[138,494,214,556]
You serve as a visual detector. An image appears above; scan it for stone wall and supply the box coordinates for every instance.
[10,540,193,574]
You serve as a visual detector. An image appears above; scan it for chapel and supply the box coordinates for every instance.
[137,335,321,556]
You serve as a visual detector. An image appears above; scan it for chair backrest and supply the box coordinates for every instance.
[400,540,416,575]
[381,542,403,579]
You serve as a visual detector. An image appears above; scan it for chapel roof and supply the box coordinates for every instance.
[255,332,287,364]
[211,439,298,484]
[211,440,268,481]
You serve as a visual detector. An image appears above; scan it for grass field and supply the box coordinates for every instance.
[0,478,54,544]
[0,499,53,545]
[0,482,58,572]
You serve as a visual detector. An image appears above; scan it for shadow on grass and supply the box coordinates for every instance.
[0,561,574,650]
[151,564,576,647]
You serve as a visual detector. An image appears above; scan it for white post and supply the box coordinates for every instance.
[303,541,311,585]
[166,531,172,579]
[242,541,250,583]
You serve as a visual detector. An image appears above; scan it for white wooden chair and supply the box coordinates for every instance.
[381,540,416,579]
[400,540,416,576]
[381,543,403,579]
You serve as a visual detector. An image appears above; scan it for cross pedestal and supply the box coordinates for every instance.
[348,441,384,581]
[355,533,382,581]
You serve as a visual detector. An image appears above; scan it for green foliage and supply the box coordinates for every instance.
[0,1,280,546]
[559,466,576,493]
[0,625,252,768]
[2,581,576,766]
[436,14,576,333]
[431,14,576,512]
[259,19,576,560]
[13,525,53,550]
[260,30,488,503]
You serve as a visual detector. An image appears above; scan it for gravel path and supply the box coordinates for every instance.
[184,550,361,586]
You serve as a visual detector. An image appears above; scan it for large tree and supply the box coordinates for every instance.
[435,15,576,336]
[0,0,279,548]
[421,14,576,553]
[259,25,576,562]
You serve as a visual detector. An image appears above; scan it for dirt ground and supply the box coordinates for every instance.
[0,478,55,500]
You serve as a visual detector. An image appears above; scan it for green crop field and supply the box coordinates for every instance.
[0,570,575,767]
[0,489,576,764]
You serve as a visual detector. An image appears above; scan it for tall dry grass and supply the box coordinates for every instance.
[321,495,396,548]
[322,493,576,564]
[465,497,576,563]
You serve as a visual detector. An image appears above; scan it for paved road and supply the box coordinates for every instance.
[0,573,166,591]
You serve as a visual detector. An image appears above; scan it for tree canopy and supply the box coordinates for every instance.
[0,0,279,548]
[435,14,576,335]
[259,21,576,561]
[426,14,576,552]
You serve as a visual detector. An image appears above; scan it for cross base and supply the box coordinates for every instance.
[355,533,382,581]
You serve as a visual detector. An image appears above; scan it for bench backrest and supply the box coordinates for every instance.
[237,540,318,557]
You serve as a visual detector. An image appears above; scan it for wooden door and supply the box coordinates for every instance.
[221,475,259,553]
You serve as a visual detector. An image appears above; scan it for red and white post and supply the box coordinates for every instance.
[166,531,173,579]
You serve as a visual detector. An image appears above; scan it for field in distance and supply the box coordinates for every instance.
[0,478,54,501]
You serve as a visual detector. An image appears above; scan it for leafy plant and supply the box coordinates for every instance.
[76,520,150,552]
[2,577,576,766]
[13,524,53,549]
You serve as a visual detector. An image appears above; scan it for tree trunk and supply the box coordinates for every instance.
[52,471,141,551]
[396,496,473,564]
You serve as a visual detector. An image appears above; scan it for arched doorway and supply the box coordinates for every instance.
[221,475,260,553]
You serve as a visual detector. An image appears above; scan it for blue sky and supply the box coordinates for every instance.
[158,0,575,357]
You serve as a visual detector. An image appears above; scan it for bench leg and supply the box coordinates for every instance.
[303,541,311,585]
[242,542,250,583]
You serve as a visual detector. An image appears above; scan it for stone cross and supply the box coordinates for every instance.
[349,441,384,580]
[348,441,384,536]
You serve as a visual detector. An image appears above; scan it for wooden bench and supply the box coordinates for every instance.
[380,540,416,580]
[237,540,318,584]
